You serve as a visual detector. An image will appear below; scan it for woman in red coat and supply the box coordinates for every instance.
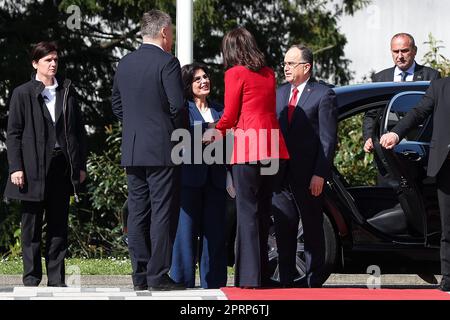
[214,27,289,288]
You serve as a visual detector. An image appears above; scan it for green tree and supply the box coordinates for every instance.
[0,0,369,257]
[1,0,368,144]
[0,0,175,146]
[194,0,369,99]
[422,33,450,77]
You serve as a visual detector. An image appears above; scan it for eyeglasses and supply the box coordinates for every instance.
[282,62,309,69]
[193,74,209,83]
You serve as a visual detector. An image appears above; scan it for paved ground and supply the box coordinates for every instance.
[0,286,227,300]
[0,274,443,300]
[0,273,443,288]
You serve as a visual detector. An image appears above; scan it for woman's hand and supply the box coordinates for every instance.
[11,171,25,188]
[207,122,217,129]
[202,128,221,145]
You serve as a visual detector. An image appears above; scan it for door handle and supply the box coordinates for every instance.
[400,151,422,161]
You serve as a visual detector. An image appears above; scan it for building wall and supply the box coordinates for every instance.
[338,0,450,82]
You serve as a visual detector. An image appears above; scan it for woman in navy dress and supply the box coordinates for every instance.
[170,63,228,288]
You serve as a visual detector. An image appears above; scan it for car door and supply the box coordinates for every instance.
[372,91,433,240]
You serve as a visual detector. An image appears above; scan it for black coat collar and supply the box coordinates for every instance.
[30,73,71,123]
[30,73,71,97]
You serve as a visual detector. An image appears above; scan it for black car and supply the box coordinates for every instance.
[265,80,441,284]
[122,81,440,284]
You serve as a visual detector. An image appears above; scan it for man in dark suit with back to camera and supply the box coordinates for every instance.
[363,32,440,154]
[272,44,338,288]
[112,9,186,291]
[380,77,450,292]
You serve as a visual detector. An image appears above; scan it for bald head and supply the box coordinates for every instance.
[390,33,417,71]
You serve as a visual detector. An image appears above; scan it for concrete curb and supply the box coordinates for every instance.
[0,274,442,288]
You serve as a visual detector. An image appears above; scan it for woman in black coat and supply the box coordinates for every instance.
[4,41,87,287]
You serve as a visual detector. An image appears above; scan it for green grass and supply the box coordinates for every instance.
[0,257,132,275]
[0,257,235,276]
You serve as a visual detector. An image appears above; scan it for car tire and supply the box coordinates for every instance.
[268,213,338,285]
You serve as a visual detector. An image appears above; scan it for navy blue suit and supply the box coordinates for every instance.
[272,80,337,287]
[111,43,186,288]
[170,100,227,288]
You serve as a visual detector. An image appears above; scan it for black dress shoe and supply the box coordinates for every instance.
[239,286,259,289]
[292,279,308,288]
[262,278,280,288]
[23,282,40,287]
[438,278,450,292]
[133,284,148,291]
[47,283,67,287]
[148,276,185,291]
[23,277,41,287]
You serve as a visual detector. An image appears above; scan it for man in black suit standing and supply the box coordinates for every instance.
[112,9,186,291]
[272,45,338,288]
[380,77,450,292]
[363,33,440,153]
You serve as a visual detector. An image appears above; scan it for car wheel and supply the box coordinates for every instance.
[268,213,338,285]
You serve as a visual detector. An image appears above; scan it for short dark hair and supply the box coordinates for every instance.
[30,41,58,62]
[391,33,417,50]
[222,27,266,72]
[181,62,210,100]
[141,9,172,39]
[289,44,314,65]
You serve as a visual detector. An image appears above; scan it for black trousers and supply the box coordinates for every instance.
[232,163,273,287]
[126,166,180,287]
[21,152,71,286]
[437,159,450,279]
[272,161,325,287]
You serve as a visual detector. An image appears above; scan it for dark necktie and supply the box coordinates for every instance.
[401,71,408,82]
[288,87,299,124]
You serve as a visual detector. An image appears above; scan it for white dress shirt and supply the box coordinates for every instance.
[199,108,214,123]
[289,77,311,106]
[36,74,59,147]
[394,62,415,82]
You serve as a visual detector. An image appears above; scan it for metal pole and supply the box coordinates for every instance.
[176,0,193,67]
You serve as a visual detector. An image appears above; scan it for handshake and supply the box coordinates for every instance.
[202,122,221,145]
[201,122,236,198]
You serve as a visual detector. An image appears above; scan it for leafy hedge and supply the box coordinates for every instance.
[67,124,128,258]
[334,113,377,186]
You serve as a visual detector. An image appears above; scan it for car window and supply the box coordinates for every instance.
[384,92,431,143]
[334,107,380,187]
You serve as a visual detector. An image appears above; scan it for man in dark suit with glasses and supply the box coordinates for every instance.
[273,44,338,288]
